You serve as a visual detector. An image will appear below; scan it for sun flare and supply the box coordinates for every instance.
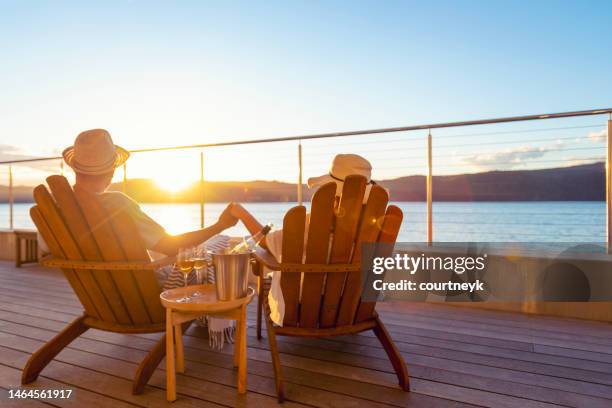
[155,174,194,193]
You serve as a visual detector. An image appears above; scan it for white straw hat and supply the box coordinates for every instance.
[308,154,376,202]
[62,129,129,175]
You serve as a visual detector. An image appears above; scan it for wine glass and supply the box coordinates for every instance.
[191,245,207,297]
[176,247,195,302]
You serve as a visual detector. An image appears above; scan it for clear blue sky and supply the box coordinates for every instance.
[0,1,610,184]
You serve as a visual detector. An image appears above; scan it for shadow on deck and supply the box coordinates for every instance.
[0,261,611,407]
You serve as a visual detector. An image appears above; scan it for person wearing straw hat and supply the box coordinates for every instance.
[41,129,239,283]
[46,129,241,348]
[229,153,380,325]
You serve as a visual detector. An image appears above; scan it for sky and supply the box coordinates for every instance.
[0,0,611,187]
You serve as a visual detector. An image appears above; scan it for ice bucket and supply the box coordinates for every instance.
[209,250,252,301]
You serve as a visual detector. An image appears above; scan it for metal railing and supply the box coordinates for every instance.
[2,108,612,249]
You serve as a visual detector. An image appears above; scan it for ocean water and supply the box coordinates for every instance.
[1,201,605,243]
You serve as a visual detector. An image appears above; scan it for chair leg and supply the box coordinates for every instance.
[22,315,88,384]
[372,317,410,391]
[257,273,263,340]
[133,335,166,395]
[264,307,284,402]
[133,321,192,395]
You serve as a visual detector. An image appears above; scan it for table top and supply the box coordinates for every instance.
[160,284,254,313]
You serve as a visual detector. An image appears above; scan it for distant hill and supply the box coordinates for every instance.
[0,162,605,203]
[381,162,605,201]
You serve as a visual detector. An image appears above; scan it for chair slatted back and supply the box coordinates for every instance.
[48,176,133,325]
[31,176,164,326]
[280,175,403,328]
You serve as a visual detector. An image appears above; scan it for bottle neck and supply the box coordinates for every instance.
[250,224,271,243]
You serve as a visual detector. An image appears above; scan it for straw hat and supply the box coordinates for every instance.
[62,129,129,175]
[308,154,377,202]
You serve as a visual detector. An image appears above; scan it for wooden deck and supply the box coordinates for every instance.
[0,261,611,407]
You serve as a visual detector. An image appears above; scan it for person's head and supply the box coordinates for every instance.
[307,154,377,207]
[63,129,129,193]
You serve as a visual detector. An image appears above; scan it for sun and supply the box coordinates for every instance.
[124,151,200,194]
[155,174,194,193]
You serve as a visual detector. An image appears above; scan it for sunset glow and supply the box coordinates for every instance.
[155,175,194,194]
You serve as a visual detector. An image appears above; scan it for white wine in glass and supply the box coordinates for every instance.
[176,248,195,302]
[193,258,206,270]
[191,246,207,297]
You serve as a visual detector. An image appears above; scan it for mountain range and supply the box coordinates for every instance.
[0,162,605,203]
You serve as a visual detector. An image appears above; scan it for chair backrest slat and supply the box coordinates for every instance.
[336,185,389,326]
[299,183,336,328]
[33,185,116,322]
[47,176,133,325]
[354,205,403,323]
[30,205,99,317]
[74,188,153,325]
[319,175,367,328]
[280,206,306,326]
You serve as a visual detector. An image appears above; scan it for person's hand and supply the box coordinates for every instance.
[217,203,239,229]
[229,203,248,220]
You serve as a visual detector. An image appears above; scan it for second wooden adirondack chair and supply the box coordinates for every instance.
[253,175,410,402]
[23,175,173,394]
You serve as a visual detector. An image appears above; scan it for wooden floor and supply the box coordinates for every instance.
[0,262,611,407]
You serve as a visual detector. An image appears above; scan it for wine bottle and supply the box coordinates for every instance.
[230,224,272,253]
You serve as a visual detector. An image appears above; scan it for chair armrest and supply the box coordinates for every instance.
[40,255,176,271]
[251,248,359,274]
[252,247,281,271]
[281,263,360,273]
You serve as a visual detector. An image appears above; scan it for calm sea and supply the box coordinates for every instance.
[0,201,605,243]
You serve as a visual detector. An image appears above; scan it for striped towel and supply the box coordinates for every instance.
[157,235,235,350]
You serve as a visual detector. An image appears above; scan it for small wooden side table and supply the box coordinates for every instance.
[160,284,254,402]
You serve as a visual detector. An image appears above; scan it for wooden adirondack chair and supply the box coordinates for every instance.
[23,175,174,394]
[253,175,410,402]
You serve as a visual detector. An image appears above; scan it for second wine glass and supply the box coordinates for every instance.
[191,245,207,297]
[176,247,195,302]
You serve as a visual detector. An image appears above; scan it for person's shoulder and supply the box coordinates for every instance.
[99,191,139,210]
[99,190,136,202]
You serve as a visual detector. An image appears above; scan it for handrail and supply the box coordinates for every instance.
[1,107,611,164]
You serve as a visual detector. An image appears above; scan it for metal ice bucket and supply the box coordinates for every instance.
[209,250,252,301]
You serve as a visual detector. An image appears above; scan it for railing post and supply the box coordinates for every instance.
[8,164,14,230]
[297,141,303,206]
[607,116,611,253]
[200,151,205,228]
[122,162,127,194]
[427,130,433,245]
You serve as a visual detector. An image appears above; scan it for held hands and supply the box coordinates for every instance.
[228,203,249,221]
[217,203,239,229]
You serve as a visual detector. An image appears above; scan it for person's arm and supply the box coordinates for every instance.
[231,204,263,236]
[152,204,238,255]
[230,203,270,249]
